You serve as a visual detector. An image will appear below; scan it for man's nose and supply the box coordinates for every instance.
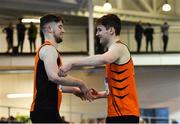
[96,32,99,36]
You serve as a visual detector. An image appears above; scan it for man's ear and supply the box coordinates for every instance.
[46,24,53,33]
[109,27,115,35]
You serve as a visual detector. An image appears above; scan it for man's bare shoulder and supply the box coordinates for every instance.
[39,45,57,60]
[116,40,128,47]
[111,41,131,64]
[110,41,128,52]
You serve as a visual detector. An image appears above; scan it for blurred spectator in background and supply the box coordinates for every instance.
[0,116,17,123]
[40,30,45,44]
[7,116,16,123]
[88,118,97,123]
[144,23,154,52]
[97,118,106,124]
[28,22,37,53]
[172,119,178,124]
[16,17,26,53]
[2,22,14,53]
[161,22,169,52]
[135,21,144,52]
[0,117,7,122]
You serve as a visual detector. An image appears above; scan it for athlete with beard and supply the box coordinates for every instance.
[58,14,140,123]
[30,14,91,123]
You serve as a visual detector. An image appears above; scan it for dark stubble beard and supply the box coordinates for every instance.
[54,35,63,43]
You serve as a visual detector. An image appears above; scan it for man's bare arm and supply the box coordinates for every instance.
[58,43,123,75]
[61,86,86,100]
[39,46,87,92]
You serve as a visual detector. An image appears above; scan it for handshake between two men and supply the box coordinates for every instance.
[58,63,107,102]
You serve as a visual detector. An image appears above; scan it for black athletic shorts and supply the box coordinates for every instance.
[106,115,139,123]
[30,110,63,123]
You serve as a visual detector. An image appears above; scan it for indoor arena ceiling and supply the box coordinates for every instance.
[0,0,179,25]
[0,0,88,25]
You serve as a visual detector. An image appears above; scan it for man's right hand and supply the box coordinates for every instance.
[87,88,100,100]
[72,87,86,101]
[78,81,93,102]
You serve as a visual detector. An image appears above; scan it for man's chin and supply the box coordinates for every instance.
[57,39,63,43]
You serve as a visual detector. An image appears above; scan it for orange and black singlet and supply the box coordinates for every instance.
[106,56,140,117]
[30,41,62,112]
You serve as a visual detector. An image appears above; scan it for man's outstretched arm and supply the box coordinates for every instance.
[39,45,90,100]
[58,44,123,75]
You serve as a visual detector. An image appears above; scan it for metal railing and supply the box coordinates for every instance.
[1,26,180,54]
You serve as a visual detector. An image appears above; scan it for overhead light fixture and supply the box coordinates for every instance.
[162,0,171,12]
[7,93,32,98]
[103,0,112,11]
[22,18,40,23]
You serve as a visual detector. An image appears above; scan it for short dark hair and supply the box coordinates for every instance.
[96,14,121,35]
[40,14,63,31]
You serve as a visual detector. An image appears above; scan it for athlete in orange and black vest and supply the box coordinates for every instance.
[58,14,140,123]
[30,14,91,123]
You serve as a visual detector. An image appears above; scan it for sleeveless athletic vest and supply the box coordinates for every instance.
[30,41,62,112]
[106,56,140,117]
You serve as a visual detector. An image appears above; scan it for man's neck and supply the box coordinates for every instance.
[106,36,120,48]
[44,35,58,48]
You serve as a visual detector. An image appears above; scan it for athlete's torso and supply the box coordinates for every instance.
[30,41,62,112]
[106,42,140,117]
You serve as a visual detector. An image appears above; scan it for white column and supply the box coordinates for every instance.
[175,0,180,15]
[153,0,156,12]
[88,0,94,56]
[116,0,123,10]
